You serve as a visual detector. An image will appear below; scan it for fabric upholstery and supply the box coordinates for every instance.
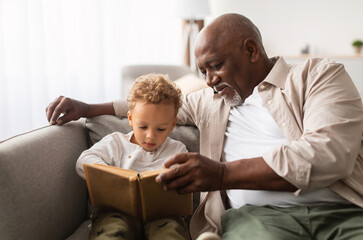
[0,65,201,240]
[65,220,91,240]
[174,73,208,95]
[121,64,192,98]
[0,120,89,240]
[86,115,200,153]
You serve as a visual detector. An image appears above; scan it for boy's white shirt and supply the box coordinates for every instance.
[76,131,188,179]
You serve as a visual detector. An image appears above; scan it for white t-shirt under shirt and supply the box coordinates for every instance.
[76,131,188,180]
[223,87,349,208]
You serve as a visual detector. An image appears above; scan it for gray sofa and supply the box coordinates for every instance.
[0,65,200,240]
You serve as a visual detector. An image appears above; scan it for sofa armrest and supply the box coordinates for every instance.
[0,120,89,240]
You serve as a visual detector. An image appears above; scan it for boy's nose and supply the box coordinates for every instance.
[146,130,156,139]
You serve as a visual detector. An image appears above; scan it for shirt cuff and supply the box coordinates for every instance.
[262,146,312,194]
[113,99,129,118]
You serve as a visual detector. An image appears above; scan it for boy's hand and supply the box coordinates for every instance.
[156,153,226,194]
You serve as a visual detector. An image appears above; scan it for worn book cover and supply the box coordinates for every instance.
[83,163,193,222]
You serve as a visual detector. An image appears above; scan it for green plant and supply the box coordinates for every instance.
[352,39,363,47]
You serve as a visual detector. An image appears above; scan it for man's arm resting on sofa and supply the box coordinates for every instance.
[46,96,115,125]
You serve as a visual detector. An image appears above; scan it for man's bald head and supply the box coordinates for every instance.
[194,13,274,106]
[196,13,265,55]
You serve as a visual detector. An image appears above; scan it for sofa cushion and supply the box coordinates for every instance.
[174,73,208,95]
[65,220,90,240]
[121,64,192,99]
[86,115,132,146]
[86,115,200,153]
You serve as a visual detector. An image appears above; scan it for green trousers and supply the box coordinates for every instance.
[89,210,190,240]
[222,204,363,240]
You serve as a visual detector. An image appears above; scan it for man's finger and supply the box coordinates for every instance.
[163,172,193,192]
[176,182,197,194]
[163,152,190,168]
[157,165,184,183]
[46,97,63,122]
[56,111,78,125]
[156,160,190,185]
[50,99,70,124]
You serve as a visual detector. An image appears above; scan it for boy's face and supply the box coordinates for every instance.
[127,102,177,152]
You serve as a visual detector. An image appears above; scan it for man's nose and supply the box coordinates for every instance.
[206,72,218,87]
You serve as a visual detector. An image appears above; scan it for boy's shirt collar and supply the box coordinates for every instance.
[126,131,166,155]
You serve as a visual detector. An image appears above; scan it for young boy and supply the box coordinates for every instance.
[76,73,190,240]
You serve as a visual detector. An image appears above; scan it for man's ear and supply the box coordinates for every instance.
[243,38,259,63]
[127,111,133,127]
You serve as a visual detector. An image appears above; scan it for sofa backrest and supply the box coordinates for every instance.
[86,115,200,153]
[121,64,192,99]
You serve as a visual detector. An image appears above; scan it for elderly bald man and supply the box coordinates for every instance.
[47,13,363,240]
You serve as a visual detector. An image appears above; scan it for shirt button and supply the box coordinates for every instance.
[150,152,154,155]
[259,85,266,90]
[281,122,287,127]
[128,155,131,159]
[267,99,273,104]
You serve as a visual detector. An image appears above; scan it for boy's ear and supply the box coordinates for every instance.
[127,111,132,127]
[171,117,178,130]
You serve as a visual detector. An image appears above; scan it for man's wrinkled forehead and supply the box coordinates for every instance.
[195,29,235,66]
[195,28,223,57]
[195,28,210,53]
[196,24,223,46]
[195,43,218,69]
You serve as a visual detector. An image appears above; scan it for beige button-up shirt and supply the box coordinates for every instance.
[114,57,363,239]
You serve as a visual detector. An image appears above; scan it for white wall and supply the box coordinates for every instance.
[208,0,363,57]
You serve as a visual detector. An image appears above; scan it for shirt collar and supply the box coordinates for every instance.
[260,56,290,90]
[126,131,134,141]
[127,130,164,154]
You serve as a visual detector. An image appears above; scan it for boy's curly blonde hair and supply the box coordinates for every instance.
[127,73,182,116]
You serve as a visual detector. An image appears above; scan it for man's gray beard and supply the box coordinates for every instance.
[223,89,243,107]
[213,83,243,107]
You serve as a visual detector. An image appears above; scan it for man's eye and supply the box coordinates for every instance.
[199,69,206,76]
[157,128,166,132]
[212,63,223,70]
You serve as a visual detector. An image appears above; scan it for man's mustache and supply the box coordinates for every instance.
[213,83,231,94]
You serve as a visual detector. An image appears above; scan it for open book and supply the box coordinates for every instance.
[83,163,193,222]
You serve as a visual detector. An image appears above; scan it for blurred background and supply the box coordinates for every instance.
[1,0,363,141]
